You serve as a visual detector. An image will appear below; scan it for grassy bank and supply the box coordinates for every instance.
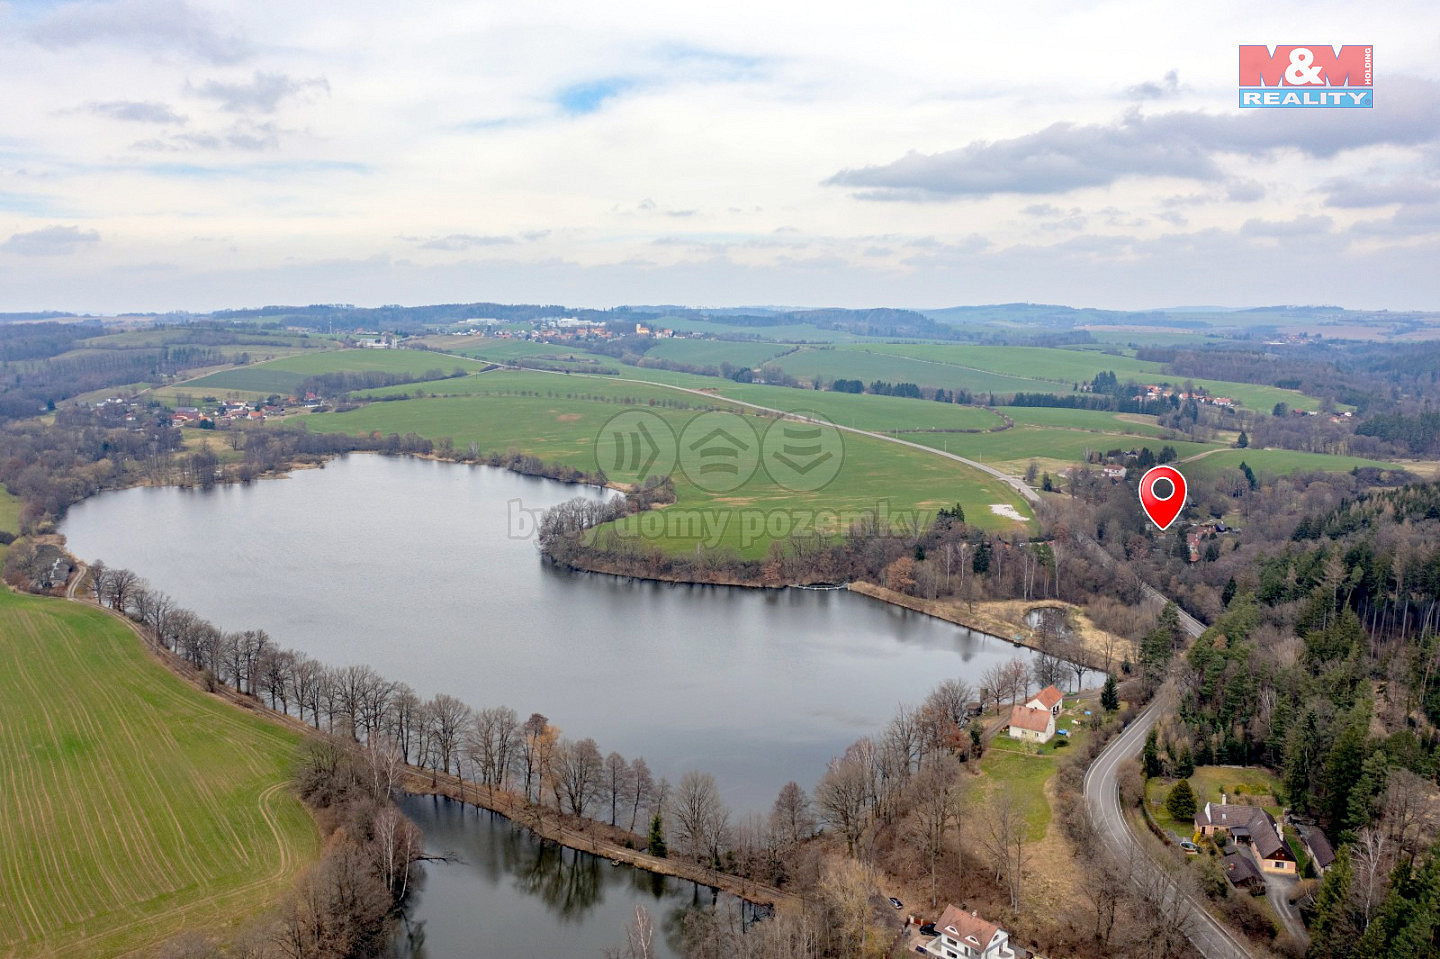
[0,589,317,958]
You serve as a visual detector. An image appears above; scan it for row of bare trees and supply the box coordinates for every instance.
[90,559,688,853]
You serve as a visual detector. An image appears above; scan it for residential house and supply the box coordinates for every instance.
[1194,802,1296,874]
[1007,704,1055,744]
[1025,685,1063,717]
[924,905,1015,959]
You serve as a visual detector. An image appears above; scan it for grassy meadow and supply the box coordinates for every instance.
[1181,447,1403,480]
[186,348,485,394]
[0,589,317,957]
[304,369,1035,556]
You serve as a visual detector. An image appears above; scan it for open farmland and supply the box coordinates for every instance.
[0,487,20,562]
[763,347,1058,396]
[642,338,794,369]
[0,589,317,958]
[413,336,620,371]
[303,370,1034,556]
[185,348,484,394]
[1003,407,1171,437]
[858,343,1320,411]
[1181,447,1404,480]
[904,427,1221,476]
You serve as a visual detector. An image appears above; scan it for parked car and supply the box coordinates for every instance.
[919,923,937,936]
[889,897,904,909]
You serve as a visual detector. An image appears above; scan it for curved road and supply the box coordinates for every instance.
[549,368,1042,505]
[512,366,1257,956]
[1080,575,1255,959]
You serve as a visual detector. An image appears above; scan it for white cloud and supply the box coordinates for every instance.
[1,0,1439,310]
[2,225,101,256]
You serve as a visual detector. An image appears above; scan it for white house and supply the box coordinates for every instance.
[1025,685,1063,716]
[925,905,1015,959]
[1007,704,1055,744]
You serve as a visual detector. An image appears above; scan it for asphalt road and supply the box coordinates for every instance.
[1081,599,1257,959]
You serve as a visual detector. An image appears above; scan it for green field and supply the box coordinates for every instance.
[304,371,1034,556]
[905,427,1220,475]
[1182,447,1402,480]
[186,348,485,394]
[414,336,619,371]
[1004,407,1170,437]
[0,487,20,534]
[642,339,793,369]
[858,344,1319,412]
[765,347,1058,396]
[652,315,866,342]
[0,589,318,957]
[0,488,20,563]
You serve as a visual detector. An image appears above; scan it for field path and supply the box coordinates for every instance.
[516,367,1041,506]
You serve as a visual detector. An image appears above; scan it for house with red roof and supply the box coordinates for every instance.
[1025,685,1063,716]
[1007,704,1055,744]
[924,905,1015,959]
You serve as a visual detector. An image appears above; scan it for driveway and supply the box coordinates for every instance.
[1264,870,1308,946]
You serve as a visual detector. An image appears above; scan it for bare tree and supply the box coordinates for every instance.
[976,787,1028,911]
[670,771,730,867]
[769,781,816,848]
[603,751,631,827]
[555,737,603,817]
[1352,827,1392,928]
[905,753,965,908]
[627,757,655,833]
[425,694,472,777]
[813,752,870,856]
[981,662,1008,714]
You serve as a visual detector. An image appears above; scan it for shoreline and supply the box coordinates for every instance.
[46,572,796,910]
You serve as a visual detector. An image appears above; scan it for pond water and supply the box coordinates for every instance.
[61,453,1037,955]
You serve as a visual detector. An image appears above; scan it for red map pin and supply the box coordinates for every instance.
[1138,465,1188,531]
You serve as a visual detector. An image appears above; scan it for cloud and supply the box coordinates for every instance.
[189,72,330,114]
[131,120,280,152]
[1241,214,1334,238]
[88,100,188,124]
[1321,176,1440,208]
[1351,204,1440,237]
[1126,70,1181,100]
[555,77,638,116]
[27,0,250,64]
[2,225,100,256]
[827,78,1440,200]
[416,234,516,251]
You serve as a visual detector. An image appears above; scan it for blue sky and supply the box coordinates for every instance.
[0,0,1438,312]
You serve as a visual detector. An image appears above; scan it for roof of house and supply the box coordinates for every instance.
[935,905,1002,952]
[1029,685,1063,710]
[1223,851,1263,886]
[1196,804,1291,862]
[1008,704,1054,734]
[1303,826,1336,868]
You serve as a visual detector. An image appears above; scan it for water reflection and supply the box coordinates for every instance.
[393,795,728,959]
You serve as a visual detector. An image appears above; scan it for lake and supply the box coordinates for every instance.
[61,453,1037,954]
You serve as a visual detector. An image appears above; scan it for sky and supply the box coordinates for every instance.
[1,0,1438,313]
